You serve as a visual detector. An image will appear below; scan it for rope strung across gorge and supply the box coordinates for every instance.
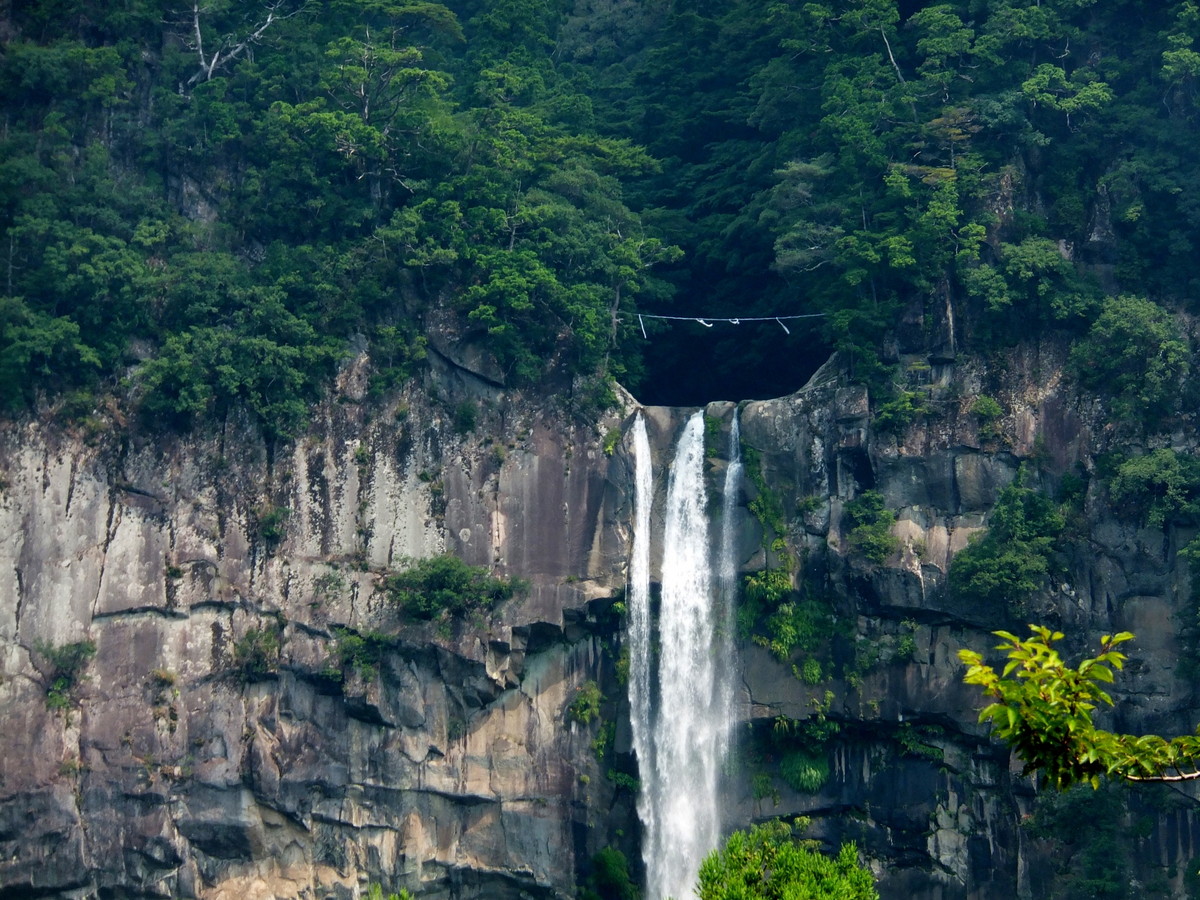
[637,312,826,337]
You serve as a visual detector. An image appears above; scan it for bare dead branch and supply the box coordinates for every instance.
[1124,770,1200,783]
[186,0,309,88]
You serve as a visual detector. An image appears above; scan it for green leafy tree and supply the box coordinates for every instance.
[1107,448,1200,528]
[580,846,638,900]
[696,819,877,900]
[960,626,1200,789]
[1070,295,1189,427]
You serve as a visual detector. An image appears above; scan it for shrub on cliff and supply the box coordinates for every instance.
[1070,295,1189,428]
[231,626,282,682]
[384,555,524,620]
[697,819,877,900]
[1107,448,1200,529]
[567,680,603,725]
[33,639,96,711]
[948,479,1063,613]
[843,491,899,565]
[580,846,638,900]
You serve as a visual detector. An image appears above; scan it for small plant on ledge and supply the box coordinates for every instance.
[567,680,603,725]
[34,639,96,712]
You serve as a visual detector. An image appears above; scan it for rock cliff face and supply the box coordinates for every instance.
[0,351,635,900]
[2,343,1200,899]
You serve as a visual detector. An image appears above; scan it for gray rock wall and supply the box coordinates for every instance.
[0,354,636,900]
[4,341,1200,899]
[725,346,1200,898]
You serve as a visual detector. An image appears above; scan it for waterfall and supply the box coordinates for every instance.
[629,410,740,900]
[628,413,656,881]
[715,410,742,760]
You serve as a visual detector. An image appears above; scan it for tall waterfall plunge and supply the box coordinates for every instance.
[629,410,741,900]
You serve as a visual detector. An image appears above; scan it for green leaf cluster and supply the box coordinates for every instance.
[567,680,603,725]
[1070,296,1189,427]
[9,0,1200,421]
[960,626,1200,789]
[231,626,283,683]
[779,750,830,795]
[697,820,877,900]
[1024,784,1135,900]
[580,846,638,900]
[0,0,678,432]
[330,626,391,681]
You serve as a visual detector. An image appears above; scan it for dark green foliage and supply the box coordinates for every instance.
[743,446,787,541]
[739,568,791,632]
[896,723,944,761]
[948,479,1064,611]
[779,750,830,794]
[591,720,615,762]
[756,595,833,665]
[873,388,932,436]
[331,627,391,681]
[971,395,1004,440]
[739,559,834,672]
[452,401,478,435]
[697,820,877,900]
[567,680,603,725]
[606,769,639,794]
[580,846,638,900]
[1071,296,1189,427]
[0,0,676,431]
[704,414,722,458]
[1107,449,1200,529]
[1026,784,1133,900]
[7,0,1200,422]
[843,491,899,565]
[384,554,522,620]
[255,505,290,548]
[232,626,282,682]
[34,639,96,710]
[1176,536,1200,680]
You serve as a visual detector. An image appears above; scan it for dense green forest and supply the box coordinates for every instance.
[2,0,1199,430]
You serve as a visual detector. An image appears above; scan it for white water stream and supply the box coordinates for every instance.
[628,410,741,900]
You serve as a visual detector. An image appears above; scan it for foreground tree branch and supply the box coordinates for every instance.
[959,625,1200,790]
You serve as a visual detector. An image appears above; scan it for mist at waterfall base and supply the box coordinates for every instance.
[628,411,741,900]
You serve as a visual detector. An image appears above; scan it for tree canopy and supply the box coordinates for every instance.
[4,1,1200,424]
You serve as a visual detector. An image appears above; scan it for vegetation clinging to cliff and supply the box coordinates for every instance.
[384,554,523,620]
[5,1,1200,420]
[948,479,1064,613]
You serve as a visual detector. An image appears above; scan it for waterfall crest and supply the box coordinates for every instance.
[629,409,740,900]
